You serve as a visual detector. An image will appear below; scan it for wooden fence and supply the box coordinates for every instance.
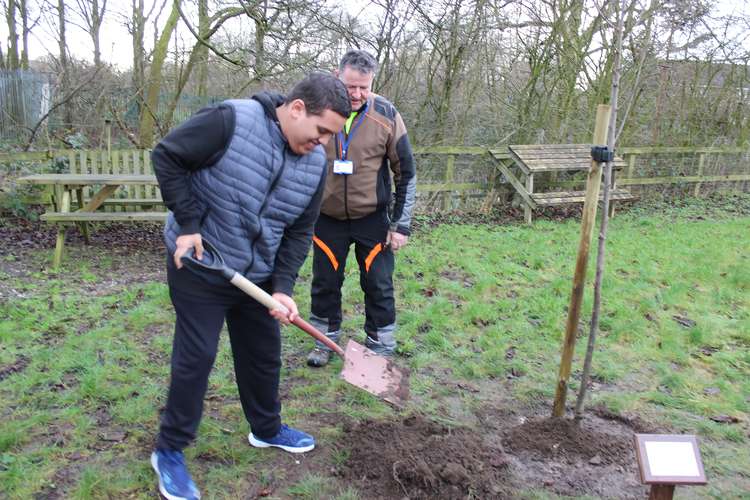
[2,145,749,212]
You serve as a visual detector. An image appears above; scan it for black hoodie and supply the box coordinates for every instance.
[151,92,327,296]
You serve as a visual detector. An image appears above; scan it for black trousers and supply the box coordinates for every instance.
[156,259,281,451]
[310,211,395,335]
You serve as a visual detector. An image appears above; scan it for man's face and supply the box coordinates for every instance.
[339,66,374,110]
[285,99,347,155]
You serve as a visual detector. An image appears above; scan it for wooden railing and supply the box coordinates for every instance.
[3,145,749,211]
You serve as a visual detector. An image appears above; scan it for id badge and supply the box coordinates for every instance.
[333,160,354,175]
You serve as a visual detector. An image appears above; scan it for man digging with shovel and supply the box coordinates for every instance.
[149,73,350,500]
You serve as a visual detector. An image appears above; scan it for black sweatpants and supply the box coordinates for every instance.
[310,211,395,336]
[156,260,281,451]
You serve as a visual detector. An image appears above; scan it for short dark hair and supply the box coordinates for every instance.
[286,72,351,118]
[339,50,378,75]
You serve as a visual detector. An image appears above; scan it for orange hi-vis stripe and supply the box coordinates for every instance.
[313,236,339,271]
[364,243,384,273]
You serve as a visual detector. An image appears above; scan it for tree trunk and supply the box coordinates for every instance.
[652,29,673,144]
[138,0,180,148]
[91,0,104,68]
[163,5,244,129]
[195,0,208,97]
[19,0,29,69]
[57,0,73,129]
[132,0,146,116]
[252,6,267,87]
[6,0,20,69]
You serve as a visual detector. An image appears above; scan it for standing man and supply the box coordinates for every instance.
[150,73,350,500]
[307,50,416,367]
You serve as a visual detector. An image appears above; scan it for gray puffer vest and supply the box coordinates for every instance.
[164,99,326,283]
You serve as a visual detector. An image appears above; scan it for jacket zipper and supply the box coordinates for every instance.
[243,145,288,276]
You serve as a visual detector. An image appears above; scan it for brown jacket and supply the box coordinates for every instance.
[320,94,416,235]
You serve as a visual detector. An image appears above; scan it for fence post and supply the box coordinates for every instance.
[626,153,636,181]
[694,153,705,197]
[105,119,112,162]
[442,154,456,211]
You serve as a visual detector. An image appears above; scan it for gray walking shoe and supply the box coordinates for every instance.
[365,335,397,357]
[306,347,332,367]
[306,329,340,368]
[365,324,398,357]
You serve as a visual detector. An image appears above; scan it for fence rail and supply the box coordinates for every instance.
[3,145,749,212]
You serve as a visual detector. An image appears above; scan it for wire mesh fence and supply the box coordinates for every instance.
[0,70,54,141]
[0,69,227,147]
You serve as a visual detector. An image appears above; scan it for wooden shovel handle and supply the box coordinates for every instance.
[229,273,345,357]
[290,317,345,357]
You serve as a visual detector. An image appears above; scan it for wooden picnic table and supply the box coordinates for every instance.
[18,174,167,269]
[489,144,635,224]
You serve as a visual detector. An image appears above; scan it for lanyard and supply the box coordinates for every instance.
[338,102,368,160]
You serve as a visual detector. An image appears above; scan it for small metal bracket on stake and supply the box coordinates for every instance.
[590,145,615,163]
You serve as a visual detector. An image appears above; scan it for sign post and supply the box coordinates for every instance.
[634,434,707,499]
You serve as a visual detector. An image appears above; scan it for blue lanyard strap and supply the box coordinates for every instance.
[338,102,369,160]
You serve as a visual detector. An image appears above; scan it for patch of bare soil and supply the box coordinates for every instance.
[1,213,166,300]
[2,210,164,253]
[503,416,645,498]
[0,355,29,381]
[333,400,659,499]
[338,414,512,499]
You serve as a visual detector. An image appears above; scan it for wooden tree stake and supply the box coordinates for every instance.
[551,104,612,417]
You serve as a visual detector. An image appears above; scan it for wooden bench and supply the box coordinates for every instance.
[489,144,635,223]
[73,198,165,209]
[41,212,168,222]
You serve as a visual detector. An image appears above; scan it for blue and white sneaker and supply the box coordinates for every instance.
[150,449,201,500]
[248,424,315,453]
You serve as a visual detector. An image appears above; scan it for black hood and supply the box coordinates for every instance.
[251,91,285,123]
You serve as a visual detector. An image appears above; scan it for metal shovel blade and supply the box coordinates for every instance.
[340,339,410,407]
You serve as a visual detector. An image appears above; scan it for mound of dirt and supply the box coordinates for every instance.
[338,414,512,499]
[505,417,633,465]
[502,416,646,497]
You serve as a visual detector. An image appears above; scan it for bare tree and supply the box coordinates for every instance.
[411,0,489,144]
[5,0,20,68]
[194,0,207,96]
[130,0,146,114]
[18,0,30,68]
[70,0,108,68]
[165,4,245,128]
[56,0,73,128]
[138,0,179,147]
[5,0,749,152]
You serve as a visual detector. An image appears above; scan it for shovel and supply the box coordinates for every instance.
[180,239,409,407]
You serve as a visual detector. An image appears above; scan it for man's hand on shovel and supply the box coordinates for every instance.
[174,233,204,269]
[270,293,299,325]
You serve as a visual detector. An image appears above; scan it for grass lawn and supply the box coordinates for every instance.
[1,196,748,498]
